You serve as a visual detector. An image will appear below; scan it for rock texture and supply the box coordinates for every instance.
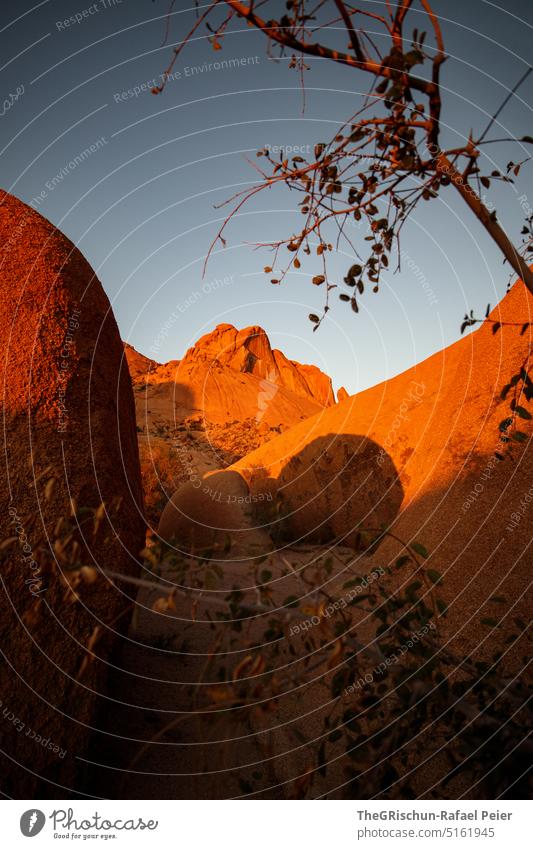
[0,191,144,797]
[128,323,334,427]
[230,278,532,660]
[179,323,334,406]
[158,469,270,557]
[123,342,159,381]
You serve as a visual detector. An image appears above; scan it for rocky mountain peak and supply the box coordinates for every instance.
[179,323,334,406]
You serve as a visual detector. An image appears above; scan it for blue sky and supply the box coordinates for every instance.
[1,0,532,394]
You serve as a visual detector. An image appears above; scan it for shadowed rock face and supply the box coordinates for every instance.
[0,191,144,797]
[231,278,533,666]
[274,434,403,547]
[157,469,270,557]
[156,434,402,555]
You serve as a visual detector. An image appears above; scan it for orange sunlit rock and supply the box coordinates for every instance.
[227,278,532,669]
[125,323,333,433]
[0,191,144,797]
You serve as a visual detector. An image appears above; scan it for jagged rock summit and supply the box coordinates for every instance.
[125,324,336,471]
[125,322,334,407]
[179,323,334,406]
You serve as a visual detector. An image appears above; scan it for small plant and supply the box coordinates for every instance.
[138,440,185,525]
[1,480,131,678]
[127,529,531,798]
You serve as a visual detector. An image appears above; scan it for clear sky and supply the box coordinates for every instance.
[1,0,532,394]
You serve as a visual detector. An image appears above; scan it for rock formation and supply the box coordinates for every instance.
[123,342,159,381]
[229,278,532,673]
[0,191,144,797]
[154,276,533,797]
[92,276,533,802]
[149,326,338,550]
[129,325,335,527]
[178,323,334,406]
[158,469,270,557]
[127,323,334,431]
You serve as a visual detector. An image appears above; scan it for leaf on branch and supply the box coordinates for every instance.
[411,541,429,559]
[395,555,411,570]
[404,49,424,68]
[426,569,443,585]
[500,383,511,400]
[461,316,477,334]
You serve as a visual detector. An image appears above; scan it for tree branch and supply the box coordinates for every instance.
[420,0,446,149]
[477,66,532,145]
[333,0,365,62]
[220,0,434,95]
[437,153,533,295]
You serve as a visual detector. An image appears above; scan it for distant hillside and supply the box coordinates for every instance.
[123,324,336,523]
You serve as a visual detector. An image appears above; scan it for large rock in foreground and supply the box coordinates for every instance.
[157,469,270,557]
[0,192,144,797]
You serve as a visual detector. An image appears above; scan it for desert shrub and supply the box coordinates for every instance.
[7,484,527,798]
[138,439,184,526]
[134,533,532,799]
